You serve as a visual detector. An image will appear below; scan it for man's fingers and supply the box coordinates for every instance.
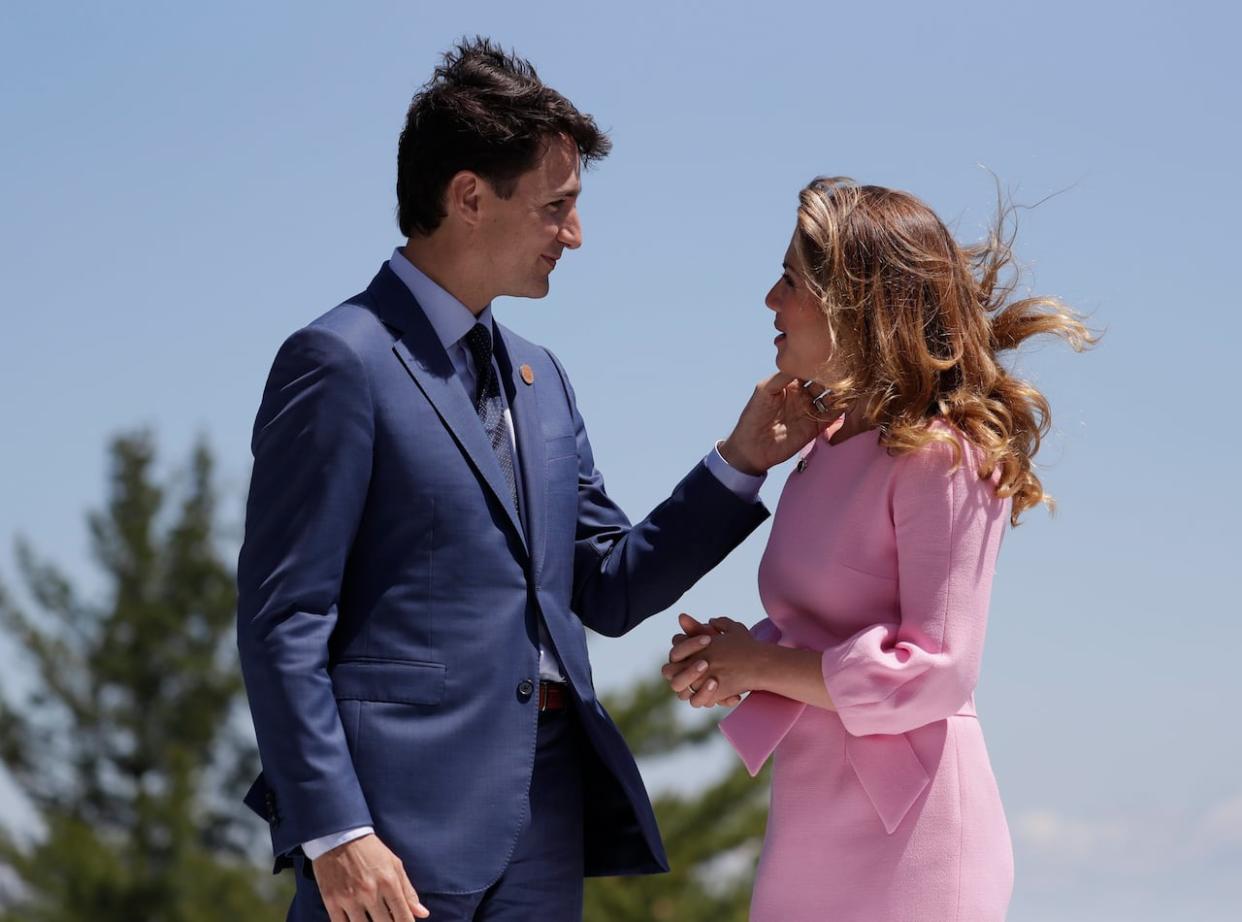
[762,372,798,395]
[396,863,430,920]
[408,884,430,920]
[315,836,424,922]
[381,865,430,922]
[787,384,817,419]
[788,377,815,401]
[387,859,434,922]
[349,889,384,922]
[383,879,417,922]
[340,868,389,922]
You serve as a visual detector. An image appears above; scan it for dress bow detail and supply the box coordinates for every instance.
[718,635,932,835]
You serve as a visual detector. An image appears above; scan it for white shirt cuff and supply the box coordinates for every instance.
[302,825,374,861]
[703,441,765,503]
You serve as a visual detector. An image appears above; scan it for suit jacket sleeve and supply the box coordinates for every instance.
[545,351,770,638]
[236,325,375,855]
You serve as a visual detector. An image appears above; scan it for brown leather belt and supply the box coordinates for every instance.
[538,681,569,711]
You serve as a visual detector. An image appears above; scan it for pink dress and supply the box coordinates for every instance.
[720,420,1014,921]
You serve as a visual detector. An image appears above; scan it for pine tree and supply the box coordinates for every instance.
[0,432,291,921]
[584,676,770,922]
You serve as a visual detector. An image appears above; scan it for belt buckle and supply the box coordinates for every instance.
[538,681,565,711]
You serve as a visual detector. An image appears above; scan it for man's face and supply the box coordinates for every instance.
[477,134,583,300]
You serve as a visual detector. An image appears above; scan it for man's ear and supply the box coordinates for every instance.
[445,171,483,229]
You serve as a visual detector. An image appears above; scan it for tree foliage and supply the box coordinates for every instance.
[0,432,290,921]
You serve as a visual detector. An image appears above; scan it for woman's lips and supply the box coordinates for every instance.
[774,332,786,345]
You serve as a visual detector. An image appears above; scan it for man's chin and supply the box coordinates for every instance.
[512,281,551,300]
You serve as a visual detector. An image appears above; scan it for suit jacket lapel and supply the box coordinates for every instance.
[495,327,546,578]
[369,265,529,556]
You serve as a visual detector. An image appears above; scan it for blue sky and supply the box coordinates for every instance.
[1,2,1239,918]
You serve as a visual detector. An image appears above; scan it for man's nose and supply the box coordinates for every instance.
[558,207,582,249]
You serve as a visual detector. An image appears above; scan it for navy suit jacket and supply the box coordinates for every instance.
[237,263,769,894]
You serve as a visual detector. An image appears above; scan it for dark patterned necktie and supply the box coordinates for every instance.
[464,323,519,512]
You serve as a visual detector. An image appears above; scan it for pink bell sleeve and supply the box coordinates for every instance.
[821,441,1009,738]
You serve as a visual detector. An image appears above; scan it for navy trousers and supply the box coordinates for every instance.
[289,707,585,922]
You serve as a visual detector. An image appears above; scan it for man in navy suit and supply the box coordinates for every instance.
[237,38,812,922]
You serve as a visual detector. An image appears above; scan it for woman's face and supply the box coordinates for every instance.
[765,232,835,381]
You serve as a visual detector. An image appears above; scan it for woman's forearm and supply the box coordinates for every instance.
[750,644,837,711]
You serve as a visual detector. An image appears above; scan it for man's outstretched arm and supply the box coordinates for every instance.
[550,354,817,636]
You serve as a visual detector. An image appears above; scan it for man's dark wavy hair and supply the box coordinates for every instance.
[397,37,611,236]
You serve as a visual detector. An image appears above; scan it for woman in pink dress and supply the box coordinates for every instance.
[663,178,1092,921]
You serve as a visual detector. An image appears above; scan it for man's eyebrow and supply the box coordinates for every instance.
[552,185,581,201]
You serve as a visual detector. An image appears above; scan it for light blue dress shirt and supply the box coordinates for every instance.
[301,247,765,860]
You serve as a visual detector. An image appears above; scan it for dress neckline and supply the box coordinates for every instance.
[822,415,880,449]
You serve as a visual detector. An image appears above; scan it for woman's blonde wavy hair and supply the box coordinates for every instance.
[793,177,1095,525]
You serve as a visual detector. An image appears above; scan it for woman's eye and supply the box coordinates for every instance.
[782,274,794,288]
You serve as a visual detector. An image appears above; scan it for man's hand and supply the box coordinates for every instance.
[312,833,430,921]
[664,613,746,708]
[719,373,823,475]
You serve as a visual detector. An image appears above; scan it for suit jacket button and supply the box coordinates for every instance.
[517,679,535,700]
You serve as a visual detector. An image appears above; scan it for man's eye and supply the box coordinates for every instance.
[547,200,564,211]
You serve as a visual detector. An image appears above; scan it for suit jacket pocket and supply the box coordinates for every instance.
[330,659,446,706]
[545,434,577,462]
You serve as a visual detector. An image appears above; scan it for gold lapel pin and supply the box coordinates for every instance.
[520,364,535,385]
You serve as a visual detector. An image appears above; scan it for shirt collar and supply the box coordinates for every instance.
[388,247,493,350]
